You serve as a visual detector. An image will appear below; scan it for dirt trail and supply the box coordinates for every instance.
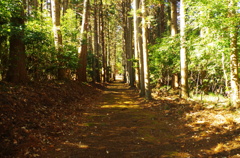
[41,81,240,158]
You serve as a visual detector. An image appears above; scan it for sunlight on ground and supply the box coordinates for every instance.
[190,93,229,107]
[185,110,240,128]
[62,141,89,149]
[162,152,192,158]
[203,136,240,155]
[101,104,140,109]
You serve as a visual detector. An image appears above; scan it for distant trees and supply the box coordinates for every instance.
[149,0,239,104]
[0,0,239,104]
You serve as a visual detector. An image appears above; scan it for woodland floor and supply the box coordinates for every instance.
[1,77,240,158]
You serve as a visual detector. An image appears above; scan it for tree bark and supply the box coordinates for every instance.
[6,1,28,83]
[180,0,189,98]
[123,1,134,87]
[229,0,239,107]
[62,0,69,16]
[93,0,100,82]
[133,0,140,89]
[170,0,178,36]
[51,0,67,80]
[142,0,151,99]
[170,0,179,89]
[100,0,106,82]
[77,0,90,82]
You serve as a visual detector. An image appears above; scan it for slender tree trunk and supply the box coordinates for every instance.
[6,1,28,83]
[229,0,239,107]
[139,22,145,97]
[93,0,101,82]
[222,52,229,93]
[77,0,89,82]
[52,0,67,80]
[170,0,179,89]
[62,0,69,16]
[123,1,134,86]
[170,0,178,36]
[133,0,140,89]
[142,0,151,99]
[180,0,189,98]
[100,0,106,82]
[127,16,134,87]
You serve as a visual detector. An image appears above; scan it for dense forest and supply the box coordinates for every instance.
[0,0,239,103]
[1,0,240,157]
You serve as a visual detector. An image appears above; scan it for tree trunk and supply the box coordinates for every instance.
[133,0,140,89]
[100,0,106,83]
[51,0,67,80]
[127,16,134,87]
[92,0,99,82]
[62,0,69,16]
[170,0,179,89]
[77,0,89,82]
[229,0,239,107]
[123,1,134,87]
[170,0,178,36]
[180,0,189,98]
[6,1,28,83]
[142,0,151,99]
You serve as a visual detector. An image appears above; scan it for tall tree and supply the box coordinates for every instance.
[180,0,188,98]
[170,0,179,89]
[100,0,106,82]
[122,0,134,87]
[6,0,28,83]
[142,0,151,99]
[62,0,69,16]
[133,0,140,89]
[229,0,239,107]
[170,0,178,37]
[51,0,67,80]
[93,0,101,82]
[77,0,90,82]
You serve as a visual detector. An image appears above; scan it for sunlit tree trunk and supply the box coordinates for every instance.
[170,0,178,37]
[6,1,28,83]
[51,0,68,80]
[133,0,140,89]
[139,22,145,97]
[180,0,189,98]
[77,0,89,82]
[142,0,151,99]
[170,0,178,89]
[229,0,239,107]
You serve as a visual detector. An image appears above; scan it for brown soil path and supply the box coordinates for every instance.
[41,81,240,158]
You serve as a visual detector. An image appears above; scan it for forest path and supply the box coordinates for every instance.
[41,80,240,158]
[43,80,195,157]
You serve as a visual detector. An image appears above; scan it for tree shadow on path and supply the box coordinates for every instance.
[42,81,240,158]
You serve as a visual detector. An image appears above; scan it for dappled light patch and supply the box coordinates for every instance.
[62,141,89,149]
[161,151,192,158]
[2,81,240,157]
[101,104,140,109]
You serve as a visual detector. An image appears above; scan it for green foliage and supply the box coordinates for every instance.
[23,9,80,81]
[149,35,180,85]
[149,0,240,95]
